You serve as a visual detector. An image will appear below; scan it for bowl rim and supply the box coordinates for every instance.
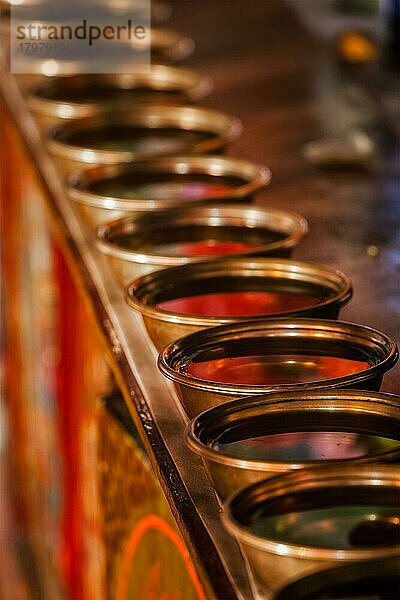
[96,204,308,265]
[47,105,243,163]
[27,66,213,119]
[185,389,400,471]
[97,205,305,263]
[222,464,400,560]
[158,318,398,395]
[126,258,352,326]
[69,156,271,209]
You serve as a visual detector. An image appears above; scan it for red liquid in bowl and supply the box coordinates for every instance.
[132,181,235,200]
[152,239,257,258]
[184,354,370,385]
[156,291,321,317]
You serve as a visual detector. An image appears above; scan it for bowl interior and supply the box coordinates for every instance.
[172,330,384,386]
[90,170,248,202]
[111,221,288,258]
[56,124,213,154]
[274,560,400,599]
[32,78,187,105]
[232,481,400,551]
[195,404,400,464]
[138,274,337,318]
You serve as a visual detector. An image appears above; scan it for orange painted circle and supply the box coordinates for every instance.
[116,514,207,600]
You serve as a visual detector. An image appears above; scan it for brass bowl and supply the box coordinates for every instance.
[158,318,398,417]
[27,67,213,130]
[223,464,400,592]
[98,204,307,285]
[69,156,270,229]
[48,105,242,177]
[273,557,400,600]
[186,389,400,500]
[129,259,351,351]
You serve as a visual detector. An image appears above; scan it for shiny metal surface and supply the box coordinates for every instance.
[186,389,400,499]
[158,318,398,417]
[27,67,213,129]
[98,204,306,283]
[47,105,243,176]
[223,464,400,592]
[69,156,270,229]
[131,259,352,350]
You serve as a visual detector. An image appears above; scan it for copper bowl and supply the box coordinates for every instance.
[48,105,242,177]
[128,259,351,351]
[98,204,307,284]
[186,389,400,499]
[27,67,213,130]
[223,464,400,592]
[158,318,398,417]
[273,557,400,600]
[69,156,270,229]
